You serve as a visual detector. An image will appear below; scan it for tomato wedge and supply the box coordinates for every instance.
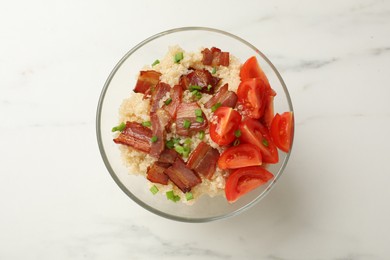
[218,143,262,169]
[261,95,274,129]
[237,78,268,119]
[270,112,293,153]
[209,107,242,146]
[240,56,270,84]
[225,166,274,203]
[239,118,279,163]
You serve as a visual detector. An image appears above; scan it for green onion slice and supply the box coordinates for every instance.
[111,122,126,132]
[191,90,202,100]
[234,130,241,138]
[151,136,158,143]
[212,67,217,74]
[152,59,160,66]
[189,85,202,91]
[198,130,205,139]
[262,138,269,147]
[166,190,180,202]
[183,119,191,129]
[164,98,172,105]
[142,121,152,127]
[174,52,184,63]
[166,139,174,149]
[196,117,204,123]
[150,185,159,195]
[211,102,222,112]
[185,192,194,201]
[195,109,202,117]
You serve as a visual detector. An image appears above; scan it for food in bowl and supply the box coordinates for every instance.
[111,45,293,204]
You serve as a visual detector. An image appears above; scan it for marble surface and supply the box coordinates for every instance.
[1,0,390,259]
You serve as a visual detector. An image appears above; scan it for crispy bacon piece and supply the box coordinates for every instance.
[164,85,183,119]
[187,142,220,179]
[202,47,230,67]
[164,158,201,193]
[176,102,208,136]
[150,109,171,158]
[147,162,169,185]
[150,82,171,113]
[113,122,152,153]
[179,69,220,93]
[134,70,162,94]
[204,84,238,109]
[158,149,179,164]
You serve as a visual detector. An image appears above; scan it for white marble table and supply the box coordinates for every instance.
[1,0,390,259]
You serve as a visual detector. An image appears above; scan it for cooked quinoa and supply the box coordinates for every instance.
[116,45,242,203]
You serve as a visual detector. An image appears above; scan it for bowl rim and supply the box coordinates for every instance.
[96,26,294,223]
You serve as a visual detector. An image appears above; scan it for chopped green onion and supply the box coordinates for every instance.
[151,136,158,143]
[184,138,192,145]
[198,130,205,139]
[234,130,242,138]
[262,138,269,147]
[150,185,159,195]
[174,52,184,63]
[151,59,160,66]
[174,143,191,158]
[142,121,152,127]
[191,90,202,100]
[167,138,182,149]
[207,84,212,91]
[212,67,217,74]
[233,139,240,146]
[211,102,222,112]
[166,190,180,202]
[182,146,191,158]
[189,85,202,91]
[164,98,172,105]
[185,192,194,201]
[166,139,174,149]
[183,119,191,129]
[196,116,204,123]
[195,109,202,117]
[112,122,126,132]
[174,144,184,154]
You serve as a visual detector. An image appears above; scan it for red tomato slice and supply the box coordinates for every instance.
[237,78,267,119]
[239,118,279,163]
[240,56,270,84]
[209,107,241,146]
[225,166,274,203]
[261,95,274,129]
[218,143,262,169]
[270,112,293,153]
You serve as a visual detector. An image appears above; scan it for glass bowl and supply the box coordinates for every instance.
[96,27,294,222]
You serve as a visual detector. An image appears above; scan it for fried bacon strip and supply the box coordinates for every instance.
[150,109,171,158]
[179,69,220,93]
[204,84,238,109]
[150,82,171,113]
[202,47,230,67]
[187,142,220,179]
[164,158,202,193]
[164,85,183,120]
[176,102,208,136]
[113,122,152,153]
[158,149,179,164]
[147,162,169,185]
[134,70,162,94]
